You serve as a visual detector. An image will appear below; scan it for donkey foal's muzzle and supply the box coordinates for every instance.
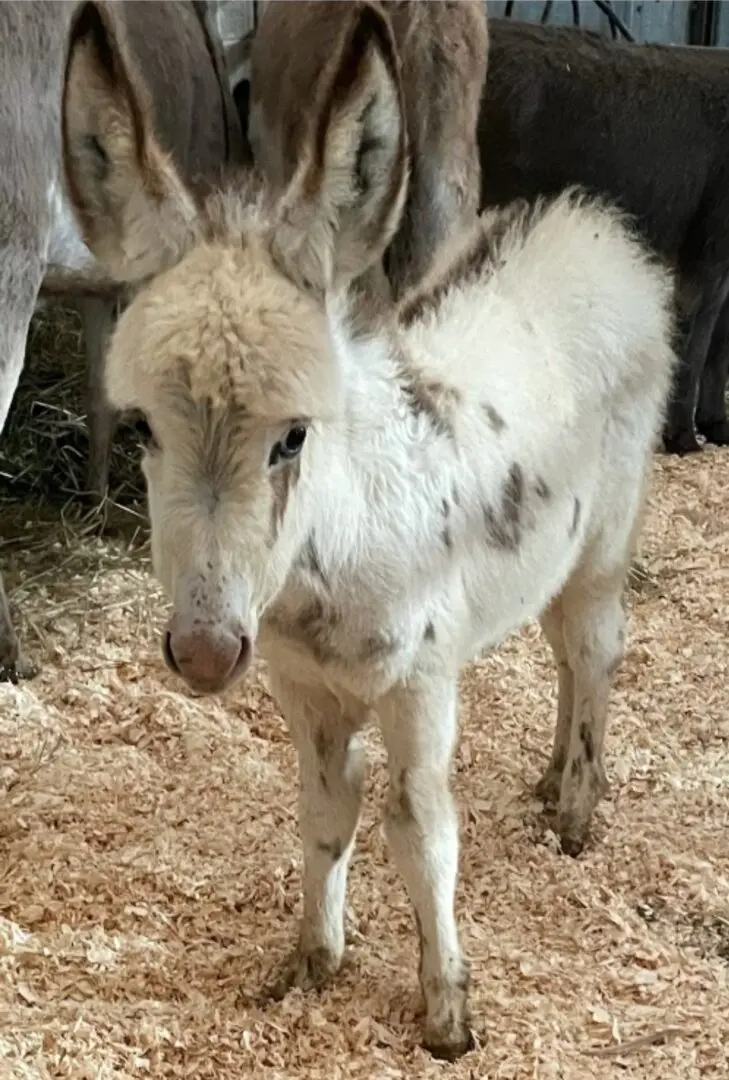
[163,614,252,694]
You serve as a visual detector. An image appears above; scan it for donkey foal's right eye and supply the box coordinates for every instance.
[268,423,307,467]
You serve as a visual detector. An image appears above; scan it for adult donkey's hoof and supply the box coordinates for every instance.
[0,648,40,684]
[0,648,38,682]
[697,417,729,446]
[662,428,704,455]
[0,613,38,682]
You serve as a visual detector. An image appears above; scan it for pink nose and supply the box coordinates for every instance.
[163,619,252,693]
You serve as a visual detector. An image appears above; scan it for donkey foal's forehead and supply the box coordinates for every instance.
[118,242,337,420]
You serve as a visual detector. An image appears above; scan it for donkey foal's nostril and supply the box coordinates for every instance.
[236,635,252,673]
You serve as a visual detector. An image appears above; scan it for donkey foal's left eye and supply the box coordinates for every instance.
[269,424,307,467]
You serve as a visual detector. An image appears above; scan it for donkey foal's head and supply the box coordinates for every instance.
[62,0,408,693]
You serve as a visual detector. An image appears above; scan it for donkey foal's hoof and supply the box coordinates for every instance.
[264,945,341,1001]
[556,814,589,857]
[423,1021,475,1061]
[422,962,473,1061]
[697,418,729,446]
[535,767,562,808]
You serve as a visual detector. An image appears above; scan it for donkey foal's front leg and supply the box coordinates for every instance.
[379,676,472,1061]
[265,675,365,999]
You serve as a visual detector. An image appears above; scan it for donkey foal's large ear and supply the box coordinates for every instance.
[62,1,200,283]
[276,2,408,292]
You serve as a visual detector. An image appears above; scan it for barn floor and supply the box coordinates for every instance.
[1,314,728,1079]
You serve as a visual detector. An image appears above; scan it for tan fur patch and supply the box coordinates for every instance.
[107,239,339,425]
[270,458,301,540]
[397,205,524,329]
[395,349,461,439]
[346,275,392,341]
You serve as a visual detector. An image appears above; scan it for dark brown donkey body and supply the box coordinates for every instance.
[480,17,729,455]
[0,0,247,680]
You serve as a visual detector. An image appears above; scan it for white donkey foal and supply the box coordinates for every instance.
[61,1,677,1060]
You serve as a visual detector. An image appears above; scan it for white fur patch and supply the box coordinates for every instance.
[45,173,95,272]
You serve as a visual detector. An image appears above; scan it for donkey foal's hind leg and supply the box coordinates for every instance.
[0,244,45,680]
[536,597,574,807]
[553,576,626,856]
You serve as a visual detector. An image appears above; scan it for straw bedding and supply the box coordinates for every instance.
[1,306,727,1079]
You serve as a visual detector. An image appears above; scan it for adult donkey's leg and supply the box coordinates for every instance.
[0,235,45,679]
[664,270,729,455]
[696,291,729,446]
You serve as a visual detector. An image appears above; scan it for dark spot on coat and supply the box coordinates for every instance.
[359,631,396,662]
[317,838,343,860]
[398,768,414,821]
[396,356,460,439]
[315,725,334,763]
[397,209,519,328]
[483,402,505,433]
[580,722,595,763]
[455,960,471,994]
[296,599,339,664]
[414,908,425,950]
[296,534,328,587]
[535,476,551,500]
[484,462,526,551]
[571,756,583,780]
[414,909,426,980]
[266,599,339,666]
[319,770,329,793]
[441,498,450,518]
[346,275,390,340]
[570,496,581,538]
[424,621,436,642]
[442,525,453,551]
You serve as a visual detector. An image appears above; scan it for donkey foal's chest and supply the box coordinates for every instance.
[261,581,425,700]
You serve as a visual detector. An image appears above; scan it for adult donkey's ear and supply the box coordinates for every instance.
[271,1,409,295]
[62,1,200,284]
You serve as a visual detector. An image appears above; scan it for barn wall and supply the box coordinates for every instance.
[205,1,729,73]
[485,1,728,47]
